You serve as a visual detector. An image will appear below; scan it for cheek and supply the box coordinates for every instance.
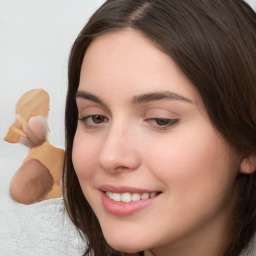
[141,128,237,237]
[72,130,104,214]
[146,125,236,200]
[72,131,99,180]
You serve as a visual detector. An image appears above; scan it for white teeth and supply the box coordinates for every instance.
[112,193,121,202]
[106,191,113,200]
[141,193,149,200]
[121,193,132,202]
[150,192,157,198]
[131,193,140,202]
[105,191,158,202]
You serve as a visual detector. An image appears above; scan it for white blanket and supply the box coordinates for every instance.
[0,197,86,256]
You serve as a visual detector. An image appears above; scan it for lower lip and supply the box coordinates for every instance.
[101,192,159,216]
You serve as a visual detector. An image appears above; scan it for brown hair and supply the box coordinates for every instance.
[63,1,256,255]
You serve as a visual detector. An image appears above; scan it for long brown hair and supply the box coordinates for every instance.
[63,1,256,255]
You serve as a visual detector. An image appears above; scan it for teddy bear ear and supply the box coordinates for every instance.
[239,154,256,174]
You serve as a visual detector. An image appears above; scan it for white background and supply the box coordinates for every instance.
[0,0,256,200]
[0,0,105,199]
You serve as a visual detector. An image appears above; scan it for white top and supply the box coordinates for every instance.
[0,197,85,256]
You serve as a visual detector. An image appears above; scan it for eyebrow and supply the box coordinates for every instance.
[76,90,108,109]
[132,91,193,104]
[75,90,193,107]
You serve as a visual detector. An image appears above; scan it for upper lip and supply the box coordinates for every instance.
[98,184,160,194]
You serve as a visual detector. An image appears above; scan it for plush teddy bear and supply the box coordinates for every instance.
[4,89,64,205]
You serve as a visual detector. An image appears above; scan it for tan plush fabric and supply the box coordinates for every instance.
[4,89,49,143]
[24,141,64,200]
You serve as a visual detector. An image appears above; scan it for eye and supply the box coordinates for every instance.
[79,115,108,128]
[90,115,106,124]
[146,118,179,130]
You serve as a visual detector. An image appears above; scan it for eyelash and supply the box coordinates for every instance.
[79,114,179,131]
[79,115,109,129]
[145,118,179,130]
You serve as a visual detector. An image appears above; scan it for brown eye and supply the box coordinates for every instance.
[145,118,179,130]
[78,114,108,129]
[91,115,106,124]
[154,118,178,126]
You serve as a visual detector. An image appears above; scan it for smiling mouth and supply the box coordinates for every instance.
[105,191,160,203]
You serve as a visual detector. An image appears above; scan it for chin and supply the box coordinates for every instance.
[104,234,146,254]
[109,244,142,254]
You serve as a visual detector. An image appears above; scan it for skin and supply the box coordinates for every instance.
[72,29,244,256]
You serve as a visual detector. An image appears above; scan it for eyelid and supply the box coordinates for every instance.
[144,108,179,119]
[76,98,112,120]
[77,105,107,118]
[144,108,179,130]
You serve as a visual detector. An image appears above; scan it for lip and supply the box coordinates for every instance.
[99,184,161,216]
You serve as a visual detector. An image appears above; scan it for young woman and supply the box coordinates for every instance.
[63,1,256,255]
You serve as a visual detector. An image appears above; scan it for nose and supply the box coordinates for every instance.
[98,123,140,173]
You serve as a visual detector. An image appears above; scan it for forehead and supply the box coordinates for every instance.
[79,29,201,106]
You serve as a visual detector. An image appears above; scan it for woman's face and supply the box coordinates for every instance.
[72,29,241,255]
